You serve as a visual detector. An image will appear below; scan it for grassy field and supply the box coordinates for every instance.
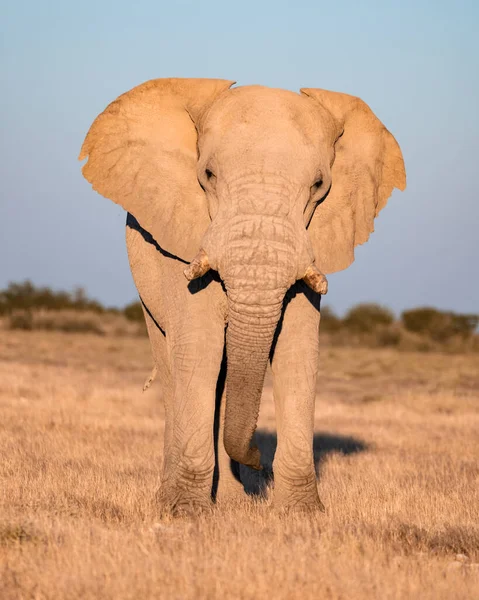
[1,330,478,599]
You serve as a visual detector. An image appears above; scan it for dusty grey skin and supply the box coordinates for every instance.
[80,79,406,515]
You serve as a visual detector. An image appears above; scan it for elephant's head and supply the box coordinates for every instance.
[79,78,406,469]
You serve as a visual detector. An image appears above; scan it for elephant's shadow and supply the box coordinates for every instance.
[238,429,368,496]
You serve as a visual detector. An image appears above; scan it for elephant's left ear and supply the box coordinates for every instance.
[300,88,406,274]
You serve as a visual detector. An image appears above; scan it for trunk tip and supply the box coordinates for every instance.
[225,443,262,471]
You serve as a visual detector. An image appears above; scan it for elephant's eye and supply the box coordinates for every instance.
[311,178,323,192]
[205,169,215,180]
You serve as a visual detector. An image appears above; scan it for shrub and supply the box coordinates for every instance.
[375,326,401,347]
[343,303,395,333]
[0,281,105,314]
[0,282,149,337]
[319,305,342,333]
[402,308,478,342]
[124,301,144,322]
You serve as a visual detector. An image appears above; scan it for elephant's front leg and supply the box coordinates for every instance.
[270,283,324,513]
[157,318,225,516]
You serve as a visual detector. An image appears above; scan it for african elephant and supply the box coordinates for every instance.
[79,78,406,515]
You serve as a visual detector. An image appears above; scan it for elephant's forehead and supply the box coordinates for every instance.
[207,86,310,120]
[202,85,336,144]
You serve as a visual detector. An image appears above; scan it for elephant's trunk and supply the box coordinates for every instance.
[223,289,283,468]
[217,214,299,468]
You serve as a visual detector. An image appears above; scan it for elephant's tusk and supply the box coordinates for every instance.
[302,264,328,295]
[183,249,211,281]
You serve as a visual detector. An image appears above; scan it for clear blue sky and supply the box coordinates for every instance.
[1,0,478,315]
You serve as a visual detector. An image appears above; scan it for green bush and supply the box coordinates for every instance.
[0,281,104,315]
[343,303,395,333]
[375,327,401,347]
[124,301,144,322]
[401,308,478,342]
[320,305,342,333]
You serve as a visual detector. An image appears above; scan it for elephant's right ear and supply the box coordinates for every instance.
[79,78,235,261]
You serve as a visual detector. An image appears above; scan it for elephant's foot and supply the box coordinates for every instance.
[155,465,215,518]
[272,495,325,515]
[272,470,325,514]
[170,498,214,518]
[155,486,214,518]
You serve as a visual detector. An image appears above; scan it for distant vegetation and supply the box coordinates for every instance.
[321,303,478,352]
[0,281,145,336]
[342,303,395,332]
[1,281,477,351]
[401,307,478,342]
[0,281,107,315]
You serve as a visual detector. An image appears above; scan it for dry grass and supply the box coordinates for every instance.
[1,331,478,599]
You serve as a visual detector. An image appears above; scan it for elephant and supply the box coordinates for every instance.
[79,78,406,515]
